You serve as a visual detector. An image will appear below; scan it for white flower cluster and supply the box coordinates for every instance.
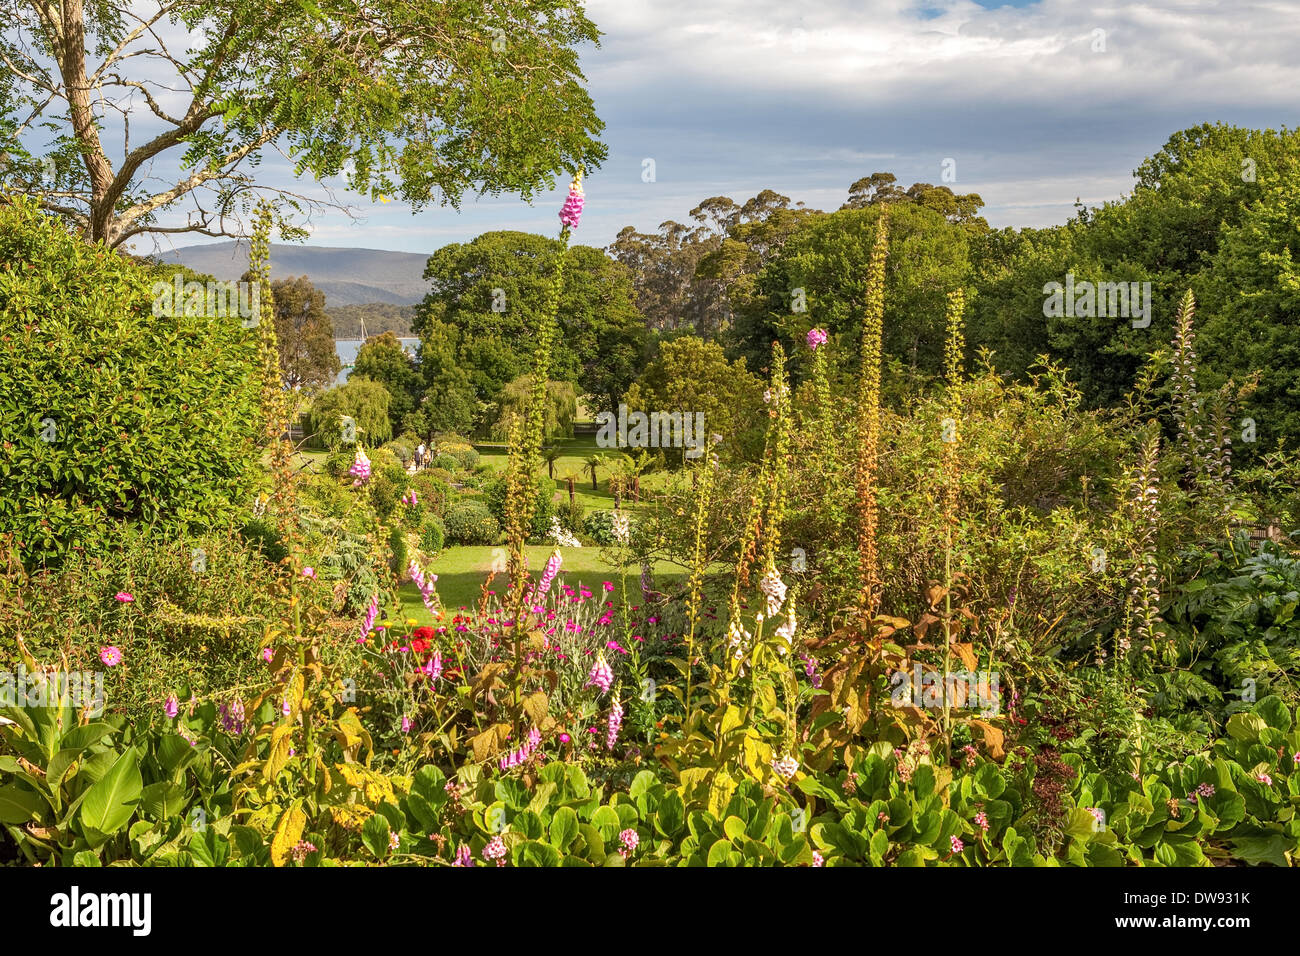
[548,515,582,548]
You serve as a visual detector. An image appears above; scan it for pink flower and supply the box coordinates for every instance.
[558,173,585,229]
[585,654,614,695]
[452,844,474,866]
[302,566,317,579]
[99,646,122,667]
[559,732,571,744]
[950,835,964,853]
[482,835,508,867]
[349,447,372,484]
[602,581,614,592]
[114,592,134,603]
[261,647,274,663]
[537,550,563,596]
[607,698,623,751]
[1255,772,1273,786]
[806,327,829,350]
[974,811,989,832]
[811,851,825,867]
[401,715,412,733]
[164,694,179,719]
[618,828,639,859]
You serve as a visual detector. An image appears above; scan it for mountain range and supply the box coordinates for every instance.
[152,242,430,307]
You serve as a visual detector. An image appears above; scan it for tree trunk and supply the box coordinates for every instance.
[567,476,575,505]
[633,475,641,502]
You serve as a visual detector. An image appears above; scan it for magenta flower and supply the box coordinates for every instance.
[537,549,563,596]
[401,715,412,733]
[99,646,122,667]
[349,447,372,484]
[950,835,964,853]
[811,851,825,867]
[806,328,829,350]
[558,172,585,229]
[482,835,508,867]
[302,567,317,580]
[602,581,614,592]
[261,647,274,663]
[618,828,639,859]
[114,591,134,603]
[358,593,380,642]
[164,694,179,719]
[606,697,623,751]
[585,654,614,695]
[452,844,474,867]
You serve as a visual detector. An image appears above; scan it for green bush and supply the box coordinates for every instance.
[453,446,480,471]
[556,497,585,532]
[443,500,500,545]
[410,472,451,516]
[420,513,446,555]
[584,509,621,546]
[383,439,413,465]
[0,197,261,567]
[482,473,556,541]
[309,378,393,449]
[238,518,289,565]
[435,452,460,472]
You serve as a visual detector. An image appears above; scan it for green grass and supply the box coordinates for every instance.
[398,544,685,618]
[474,436,679,513]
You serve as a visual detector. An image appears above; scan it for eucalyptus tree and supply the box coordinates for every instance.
[0,0,606,248]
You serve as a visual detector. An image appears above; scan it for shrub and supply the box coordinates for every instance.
[410,472,451,516]
[556,497,585,532]
[309,377,393,449]
[435,452,461,472]
[383,439,413,465]
[420,514,446,555]
[584,509,621,546]
[443,500,500,545]
[238,518,290,565]
[453,446,480,471]
[482,473,556,540]
[0,197,262,567]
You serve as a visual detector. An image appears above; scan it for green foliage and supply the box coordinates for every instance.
[490,376,576,442]
[309,378,393,449]
[482,473,556,541]
[624,337,765,461]
[415,234,644,428]
[0,198,261,567]
[266,275,340,390]
[353,332,421,435]
[443,500,500,545]
[419,514,446,555]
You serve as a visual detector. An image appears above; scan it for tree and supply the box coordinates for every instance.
[490,376,575,442]
[309,377,392,449]
[352,331,420,434]
[414,232,644,425]
[266,275,339,390]
[0,0,606,248]
[624,336,765,461]
[729,202,975,385]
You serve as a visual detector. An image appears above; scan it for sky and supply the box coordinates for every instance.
[113,0,1300,257]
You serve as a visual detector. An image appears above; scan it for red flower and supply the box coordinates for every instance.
[411,638,430,653]
[413,626,436,640]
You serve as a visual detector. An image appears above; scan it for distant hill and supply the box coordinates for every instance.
[152,242,430,307]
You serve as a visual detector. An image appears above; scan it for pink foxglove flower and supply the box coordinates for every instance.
[585,654,614,695]
[358,593,380,643]
[606,697,623,751]
[349,447,372,484]
[99,646,122,667]
[409,560,440,614]
[806,328,829,350]
[164,694,179,719]
[538,549,562,595]
[452,844,474,867]
[401,715,412,733]
[558,172,585,229]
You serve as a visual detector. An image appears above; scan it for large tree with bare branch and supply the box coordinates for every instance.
[0,0,606,249]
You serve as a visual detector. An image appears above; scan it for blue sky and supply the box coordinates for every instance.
[121,0,1300,257]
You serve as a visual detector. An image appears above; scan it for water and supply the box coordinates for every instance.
[334,338,419,383]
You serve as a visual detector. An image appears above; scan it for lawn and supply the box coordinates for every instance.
[399,544,686,617]
[474,435,681,513]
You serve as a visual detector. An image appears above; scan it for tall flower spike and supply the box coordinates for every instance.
[559,170,585,229]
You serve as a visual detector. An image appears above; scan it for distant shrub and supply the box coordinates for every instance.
[435,452,461,472]
[482,474,556,541]
[238,518,290,565]
[420,514,446,555]
[584,510,622,546]
[309,377,393,449]
[444,500,500,545]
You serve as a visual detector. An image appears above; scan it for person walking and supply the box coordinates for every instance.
[416,442,426,471]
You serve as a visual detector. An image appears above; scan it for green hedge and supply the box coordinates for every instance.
[0,197,261,567]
